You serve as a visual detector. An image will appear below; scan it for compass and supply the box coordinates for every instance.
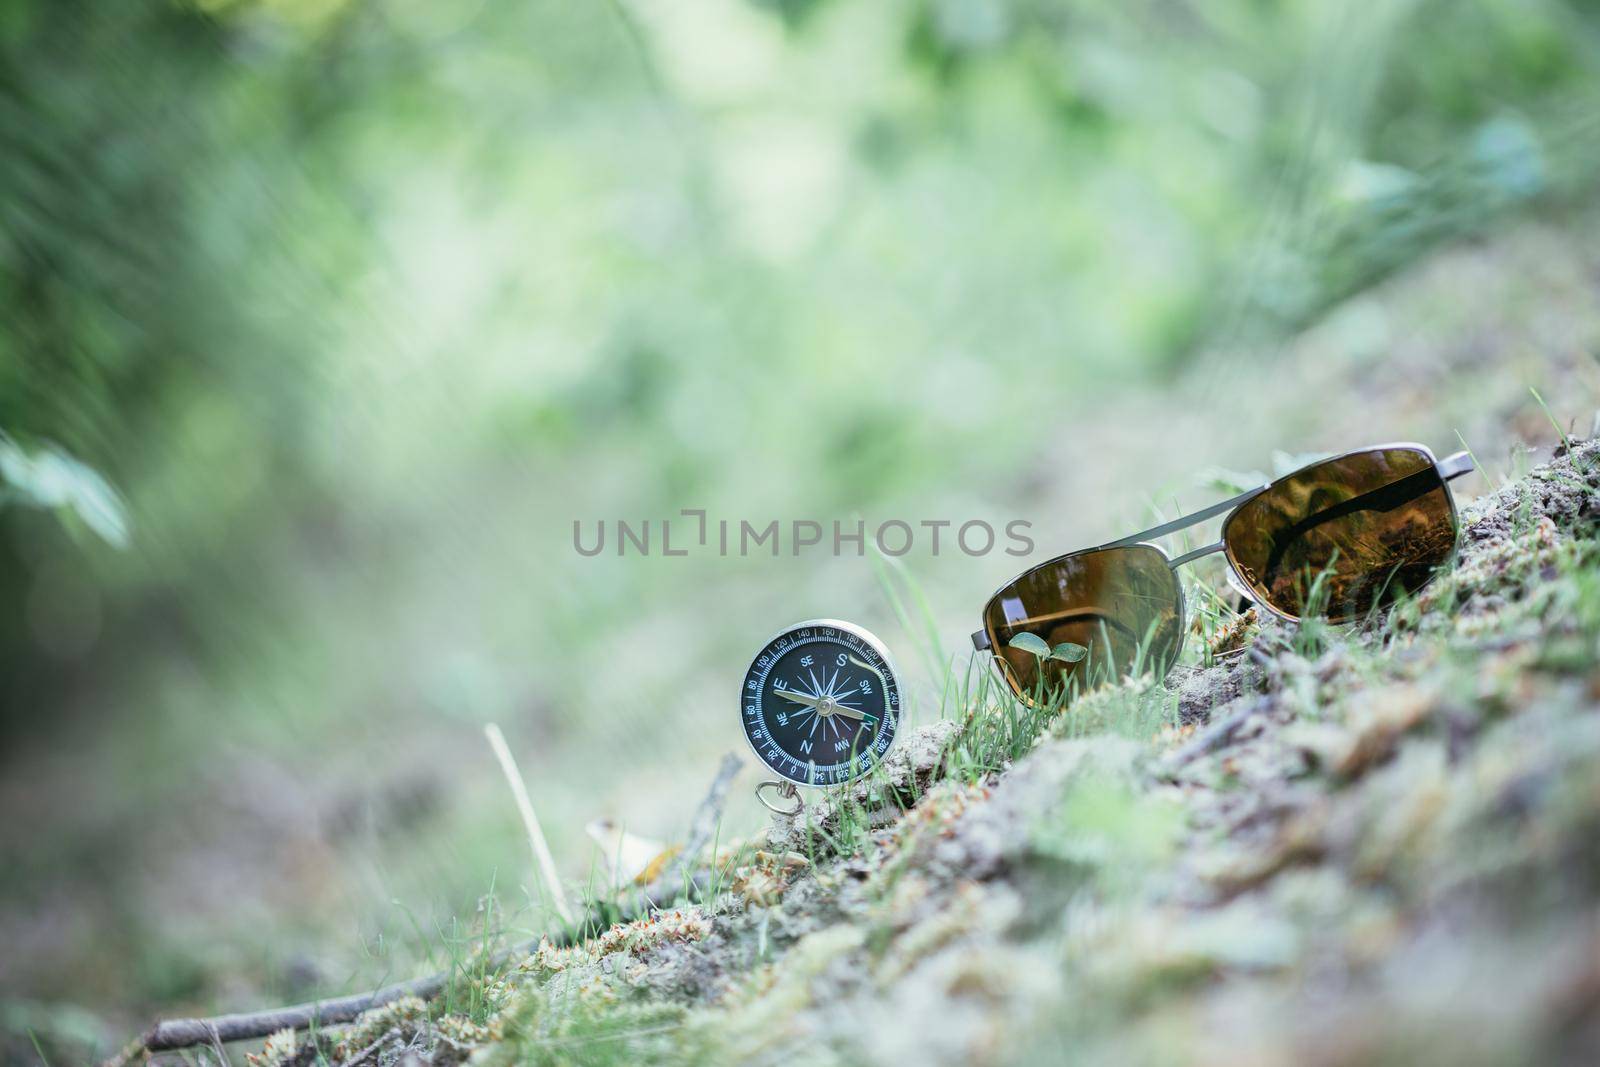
[741,619,900,791]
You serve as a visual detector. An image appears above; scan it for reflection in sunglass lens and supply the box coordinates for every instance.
[982,545,1184,703]
[1223,447,1457,623]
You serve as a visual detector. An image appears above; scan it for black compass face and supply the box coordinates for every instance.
[742,621,900,787]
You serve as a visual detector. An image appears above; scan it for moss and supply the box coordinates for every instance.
[297,439,1600,1066]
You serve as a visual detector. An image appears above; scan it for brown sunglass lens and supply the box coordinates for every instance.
[1223,447,1457,623]
[983,545,1184,703]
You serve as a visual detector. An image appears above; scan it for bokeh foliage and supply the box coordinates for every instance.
[5,0,1600,720]
[4,0,1600,1042]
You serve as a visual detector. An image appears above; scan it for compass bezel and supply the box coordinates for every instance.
[740,618,901,787]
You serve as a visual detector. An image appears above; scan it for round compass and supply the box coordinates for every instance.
[741,619,900,787]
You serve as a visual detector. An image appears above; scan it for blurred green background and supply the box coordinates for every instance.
[5,0,1600,1056]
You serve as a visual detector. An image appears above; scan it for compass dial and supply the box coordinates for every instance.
[741,620,900,787]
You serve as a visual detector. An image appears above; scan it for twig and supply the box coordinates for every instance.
[668,752,743,894]
[113,752,748,1059]
[484,722,576,928]
[117,971,444,1059]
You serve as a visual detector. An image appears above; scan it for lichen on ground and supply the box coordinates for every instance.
[261,439,1600,1067]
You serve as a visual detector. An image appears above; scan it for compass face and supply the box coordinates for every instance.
[741,620,900,787]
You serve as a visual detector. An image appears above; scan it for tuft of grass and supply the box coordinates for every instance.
[1529,385,1573,453]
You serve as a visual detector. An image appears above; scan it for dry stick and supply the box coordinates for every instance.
[659,751,744,907]
[126,971,451,1058]
[675,753,743,875]
[484,722,576,928]
[117,752,746,1059]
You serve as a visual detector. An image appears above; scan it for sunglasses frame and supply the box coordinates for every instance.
[972,442,1475,697]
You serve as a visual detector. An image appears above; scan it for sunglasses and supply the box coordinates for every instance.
[973,443,1476,704]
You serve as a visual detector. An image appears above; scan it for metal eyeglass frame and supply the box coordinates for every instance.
[969,442,1477,685]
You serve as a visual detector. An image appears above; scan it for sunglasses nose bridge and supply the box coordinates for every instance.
[1166,539,1226,570]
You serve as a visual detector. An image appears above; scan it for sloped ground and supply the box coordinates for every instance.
[221,435,1600,1067]
[13,191,1599,1063]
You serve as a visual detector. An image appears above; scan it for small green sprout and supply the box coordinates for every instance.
[1050,642,1089,663]
[1007,633,1088,663]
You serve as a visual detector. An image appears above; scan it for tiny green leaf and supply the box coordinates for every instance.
[1049,642,1088,663]
[1007,632,1050,659]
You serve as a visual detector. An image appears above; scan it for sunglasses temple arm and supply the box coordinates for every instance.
[1437,450,1474,481]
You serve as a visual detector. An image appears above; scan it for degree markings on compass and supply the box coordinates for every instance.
[744,630,898,784]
